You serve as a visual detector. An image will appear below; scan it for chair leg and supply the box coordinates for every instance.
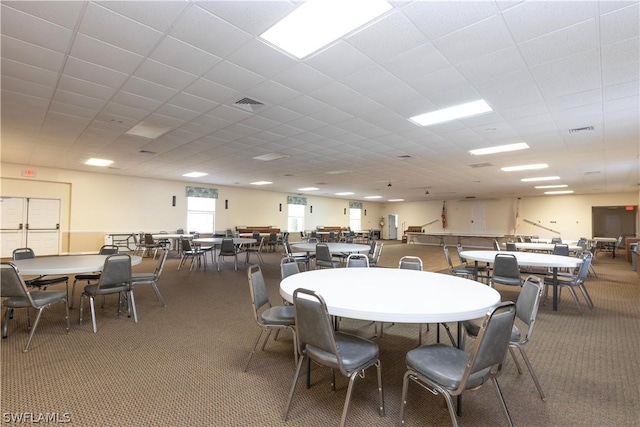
[339,371,361,427]
[150,282,166,306]
[128,290,138,323]
[492,378,515,427]
[89,296,97,333]
[283,355,306,421]
[2,308,12,339]
[244,329,265,372]
[517,346,546,401]
[578,284,594,308]
[23,307,45,352]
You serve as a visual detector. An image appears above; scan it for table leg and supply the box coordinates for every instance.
[552,267,558,311]
[456,323,463,416]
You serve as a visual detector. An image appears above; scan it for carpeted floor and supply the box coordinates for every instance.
[1,241,639,426]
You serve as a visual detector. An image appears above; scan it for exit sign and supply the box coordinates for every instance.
[21,169,36,177]
[626,206,635,211]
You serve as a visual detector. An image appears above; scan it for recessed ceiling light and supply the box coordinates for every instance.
[327,170,352,175]
[85,158,113,167]
[469,142,530,156]
[364,195,383,199]
[250,181,273,186]
[409,100,493,127]
[298,187,319,191]
[501,163,548,172]
[535,184,568,189]
[183,172,208,178]
[521,176,560,182]
[253,153,289,161]
[388,199,405,202]
[544,190,574,195]
[126,121,172,139]
[335,192,355,196]
[260,0,392,59]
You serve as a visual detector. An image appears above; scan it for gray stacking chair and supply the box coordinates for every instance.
[217,238,238,271]
[463,276,546,401]
[457,244,490,283]
[315,243,340,269]
[244,265,297,372]
[245,236,265,265]
[12,248,69,296]
[400,301,517,427]
[398,255,423,271]
[506,241,518,251]
[131,247,168,306]
[70,244,119,309]
[79,254,137,333]
[553,243,569,256]
[178,238,206,271]
[284,288,385,427]
[544,250,594,312]
[491,253,522,287]
[368,242,384,267]
[443,245,475,279]
[345,253,369,268]
[1,263,70,352]
[280,256,302,280]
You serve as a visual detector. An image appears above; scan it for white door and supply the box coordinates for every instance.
[0,197,26,258]
[388,214,398,239]
[27,198,61,255]
[605,215,621,238]
[470,204,486,234]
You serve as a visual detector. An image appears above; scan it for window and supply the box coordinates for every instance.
[349,208,361,231]
[288,204,305,232]
[187,197,215,233]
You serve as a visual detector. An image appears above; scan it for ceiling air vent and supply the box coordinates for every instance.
[469,163,493,168]
[568,126,594,134]
[232,97,264,112]
[397,155,413,160]
[139,150,156,155]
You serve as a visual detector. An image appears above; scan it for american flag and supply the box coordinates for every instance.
[441,201,446,229]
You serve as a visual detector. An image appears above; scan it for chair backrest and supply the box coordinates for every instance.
[458,301,516,394]
[268,232,278,242]
[553,244,569,256]
[99,245,119,255]
[176,228,184,234]
[12,248,35,261]
[398,256,422,271]
[493,239,501,251]
[154,248,170,278]
[280,257,301,279]
[505,242,518,251]
[373,243,384,263]
[293,288,347,375]
[315,243,332,262]
[516,276,544,343]
[368,240,377,256]
[144,233,155,244]
[524,236,532,243]
[97,254,131,290]
[575,251,592,282]
[456,244,468,264]
[443,245,455,269]
[551,236,562,244]
[493,253,520,279]
[307,237,318,243]
[181,238,194,252]
[220,238,236,254]
[346,253,369,268]
[247,265,270,323]
[252,231,261,241]
[1,263,32,303]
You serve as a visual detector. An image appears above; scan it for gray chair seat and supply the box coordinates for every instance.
[261,305,295,326]
[462,320,521,343]
[406,344,491,390]
[131,273,154,282]
[83,282,130,296]
[306,332,379,372]
[4,291,67,308]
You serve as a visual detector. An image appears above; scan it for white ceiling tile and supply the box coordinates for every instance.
[183,78,242,106]
[168,92,219,114]
[227,38,297,79]
[58,75,117,101]
[62,57,129,89]
[1,4,74,53]
[50,101,98,120]
[196,1,294,36]
[120,76,180,104]
[97,0,189,32]
[1,35,66,73]
[134,59,198,91]
[433,15,516,64]
[111,91,163,112]
[1,76,55,100]
[169,5,252,58]
[347,11,427,63]
[2,1,85,29]
[203,61,265,92]
[518,19,598,67]
[2,58,60,87]
[340,65,402,96]
[402,1,500,40]
[409,66,469,100]
[502,1,598,43]
[70,33,144,75]
[305,41,377,80]
[456,46,528,84]
[280,95,330,116]
[382,42,452,82]
[79,2,164,56]
[476,69,544,109]
[600,3,640,46]
[53,89,107,111]
[603,80,640,101]
[530,49,600,97]
[150,36,221,76]
[248,80,301,105]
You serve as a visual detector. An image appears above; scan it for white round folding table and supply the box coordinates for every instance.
[12,254,142,275]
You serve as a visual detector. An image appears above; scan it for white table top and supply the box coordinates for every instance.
[193,237,256,245]
[280,268,501,323]
[12,254,142,275]
[460,250,582,268]
[292,242,371,253]
[530,238,579,244]
[151,233,192,239]
[591,237,618,243]
[506,242,583,252]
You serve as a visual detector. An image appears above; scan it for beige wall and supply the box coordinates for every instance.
[1,162,637,252]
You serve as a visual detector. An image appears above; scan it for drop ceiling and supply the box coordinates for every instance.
[1,1,638,202]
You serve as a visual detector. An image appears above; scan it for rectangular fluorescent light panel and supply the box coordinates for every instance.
[85,158,113,167]
[183,172,208,178]
[298,187,319,191]
[253,153,290,161]
[250,181,273,186]
[535,184,567,189]
[126,121,172,139]
[501,163,548,172]
[364,195,382,199]
[260,0,392,59]
[544,190,574,195]
[388,199,405,202]
[335,192,355,196]
[409,100,493,127]
[521,176,560,182]
[469,142,529,156]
